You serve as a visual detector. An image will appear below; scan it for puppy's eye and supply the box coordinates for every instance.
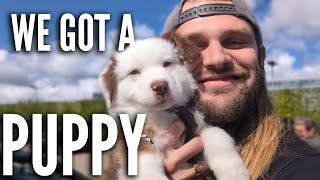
[129,70,140,75]
[163,61,172,67]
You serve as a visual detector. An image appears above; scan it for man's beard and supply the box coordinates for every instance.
[194,66,265,139]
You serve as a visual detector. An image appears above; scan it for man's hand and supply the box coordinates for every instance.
[163,121,206,180]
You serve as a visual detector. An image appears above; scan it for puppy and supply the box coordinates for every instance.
[99,32,249,180]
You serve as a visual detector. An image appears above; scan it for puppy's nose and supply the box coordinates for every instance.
[151,80,169,97]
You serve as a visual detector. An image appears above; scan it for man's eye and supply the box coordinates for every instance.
[223,40,248,49]
[192,42,208,49]
[188,39,208,50]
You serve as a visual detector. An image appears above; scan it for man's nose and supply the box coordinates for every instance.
[202,42,231,69]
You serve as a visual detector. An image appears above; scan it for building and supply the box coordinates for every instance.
[93,92,104,99]
[267,77,320,90]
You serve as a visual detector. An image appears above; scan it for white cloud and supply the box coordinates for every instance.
[265,50,320,81]
[261,0,320,50]
[268,0,320,37]
[245,0,257,9]
[0,84,35,104]
[265,50,296,80]
[259,0,320,82]
[134,24,156,39]
[0,24,156,104]
[0,49,8,62]
[35,78,99,102]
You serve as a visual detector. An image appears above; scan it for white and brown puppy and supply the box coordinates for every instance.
[99,32,249,180]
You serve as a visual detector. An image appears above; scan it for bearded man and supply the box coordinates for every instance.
[161,0,320,179]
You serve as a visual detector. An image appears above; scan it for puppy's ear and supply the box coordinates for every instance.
[162,31,199,64]
[99,56,117,108]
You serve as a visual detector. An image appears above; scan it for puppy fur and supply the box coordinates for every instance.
[99,32,249,180]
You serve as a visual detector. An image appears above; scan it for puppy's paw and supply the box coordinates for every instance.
[124,153,169,180]
[200,127,250,180]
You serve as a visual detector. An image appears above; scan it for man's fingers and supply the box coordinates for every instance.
[184,163,207,179]
[167,162,207,180]
[164,137,207,180]
[164,137,204,172]
[175,137,204,164]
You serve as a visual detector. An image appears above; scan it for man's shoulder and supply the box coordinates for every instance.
[306,134,320,151]
[308,133,320,144]
[268,133,320,180]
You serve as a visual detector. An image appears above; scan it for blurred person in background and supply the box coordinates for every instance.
[294,116,320,152]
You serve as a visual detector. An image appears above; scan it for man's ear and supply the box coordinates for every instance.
[259,44,266,67]
[310,128,316,136]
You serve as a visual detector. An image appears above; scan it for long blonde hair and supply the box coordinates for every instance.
[240,97,285,180]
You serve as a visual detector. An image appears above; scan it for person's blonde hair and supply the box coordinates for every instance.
[240,97,285,180]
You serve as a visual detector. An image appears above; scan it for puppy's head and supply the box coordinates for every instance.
[100,33,199,112]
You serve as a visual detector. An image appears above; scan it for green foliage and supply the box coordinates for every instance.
[269,89,303,120]
[269,87,320,122]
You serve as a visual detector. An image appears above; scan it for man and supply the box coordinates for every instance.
[294,116,320,152]
[161,0,320,179]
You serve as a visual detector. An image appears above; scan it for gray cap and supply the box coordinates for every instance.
[163,0,263,45]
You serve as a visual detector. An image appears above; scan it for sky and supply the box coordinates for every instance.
[0,0,320,104]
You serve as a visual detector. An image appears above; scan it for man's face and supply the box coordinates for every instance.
[294,124,314,140]
[176,1,264,127]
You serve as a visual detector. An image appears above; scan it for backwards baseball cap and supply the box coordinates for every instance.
[163,0,263,45]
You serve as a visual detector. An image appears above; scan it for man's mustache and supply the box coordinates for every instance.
[193,65,251,82]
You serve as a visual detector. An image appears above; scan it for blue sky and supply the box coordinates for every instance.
[0,0,320,104]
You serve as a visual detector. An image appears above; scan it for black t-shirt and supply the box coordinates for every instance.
[268,133,320,180]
